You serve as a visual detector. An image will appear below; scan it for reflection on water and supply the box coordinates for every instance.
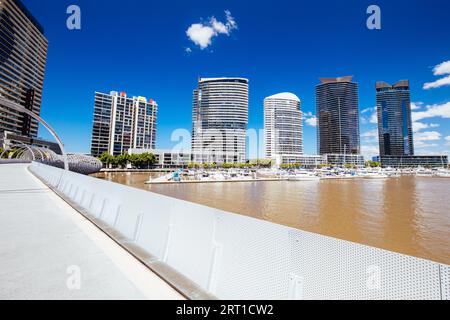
[92,172,450,264]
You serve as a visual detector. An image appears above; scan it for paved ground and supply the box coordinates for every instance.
[0,164,183,300]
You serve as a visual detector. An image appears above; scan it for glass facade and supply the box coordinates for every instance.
[376,80,414,156]
[316,76,360,155]
[192,78,249,163]
[0,0,48,138]
[381,155,448,168]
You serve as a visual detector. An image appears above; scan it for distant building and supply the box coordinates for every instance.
[324,154,365,167]
[375,80,447,168]
[376,80,414,156]
[380,155,448,168]
[316,76,360,155]
[0,131,61,154]
[90,91,158,157]
[275,154,324,168]
[129,148,240,169]
[264,93,303,161]
[129,148,191,168]
[0,0,48,138]
[192,78,249,164]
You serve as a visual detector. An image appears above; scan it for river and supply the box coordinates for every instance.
[92,172,450,264]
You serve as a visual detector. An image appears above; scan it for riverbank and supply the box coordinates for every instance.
[100,168,173,173]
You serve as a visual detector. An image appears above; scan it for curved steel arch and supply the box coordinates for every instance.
[11,145,35,161]
[0,96,68,170]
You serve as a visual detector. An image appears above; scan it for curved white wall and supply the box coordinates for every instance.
[30,162,450,300]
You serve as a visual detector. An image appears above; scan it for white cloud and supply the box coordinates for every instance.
[186,10,237,50]
[361,144,379,159]
[361,107,376,114]
[445,136,450,146]
[361,129,378,140]
[305,116,317,127]
[432,60,450,76]
[186,24,216,49]
[412,102,450,121]
[224,10,237,30]
[412,122,439,133]
[360,107,377,124]
[361,129,380,159]
[414,131,442,142]
[369,111,378,124]
[423,60,450,89]
[185,47,192,54]
[423,75,450,90]
[303,112,317,127]
[210,17,228,34]
[410,102,423,110]
[414,142,439,151]
[414,131,442,151]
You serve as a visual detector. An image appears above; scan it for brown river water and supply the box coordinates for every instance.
[92,172,450,265]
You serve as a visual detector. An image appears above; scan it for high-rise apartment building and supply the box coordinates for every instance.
[376,80,414,156]
[0,0,48,138]
[191,77,249,163]
[316,76,360,155]
[264,92,303,160]
[90,91,158,157]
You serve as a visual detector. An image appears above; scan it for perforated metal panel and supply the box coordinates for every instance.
[30,163,450,300]
[288,229,441,300]
[214,214,291,299]
[441,265,450,300]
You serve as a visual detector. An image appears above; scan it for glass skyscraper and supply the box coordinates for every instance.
[0,0,48,138]
[191,77,249,163]
[376,80,414,156]
[316,76,360,155]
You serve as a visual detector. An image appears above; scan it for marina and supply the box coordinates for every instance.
[134,167,450,184]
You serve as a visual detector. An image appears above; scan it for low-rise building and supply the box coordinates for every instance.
[324,154,365,167]
[129,149,238,168]
[275,154,324,168]
[380,155,448,168]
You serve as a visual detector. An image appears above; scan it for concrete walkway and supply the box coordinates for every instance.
[0,164,183,300]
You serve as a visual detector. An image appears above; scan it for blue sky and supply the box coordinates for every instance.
[23,0,450,158]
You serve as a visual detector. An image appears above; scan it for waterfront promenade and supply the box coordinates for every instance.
[0,163,183,300]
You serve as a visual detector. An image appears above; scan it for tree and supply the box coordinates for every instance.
[129,154,141,168]
[99,152,114,167]
[365,160,381,168]
[139,152,156,169]
[116,153,130,169]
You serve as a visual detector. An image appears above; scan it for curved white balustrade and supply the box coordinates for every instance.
[30,162,450,300]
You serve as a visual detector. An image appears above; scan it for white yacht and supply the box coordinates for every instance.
[287,170,321,181]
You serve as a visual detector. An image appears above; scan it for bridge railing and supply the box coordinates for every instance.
[30,162,449,300]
